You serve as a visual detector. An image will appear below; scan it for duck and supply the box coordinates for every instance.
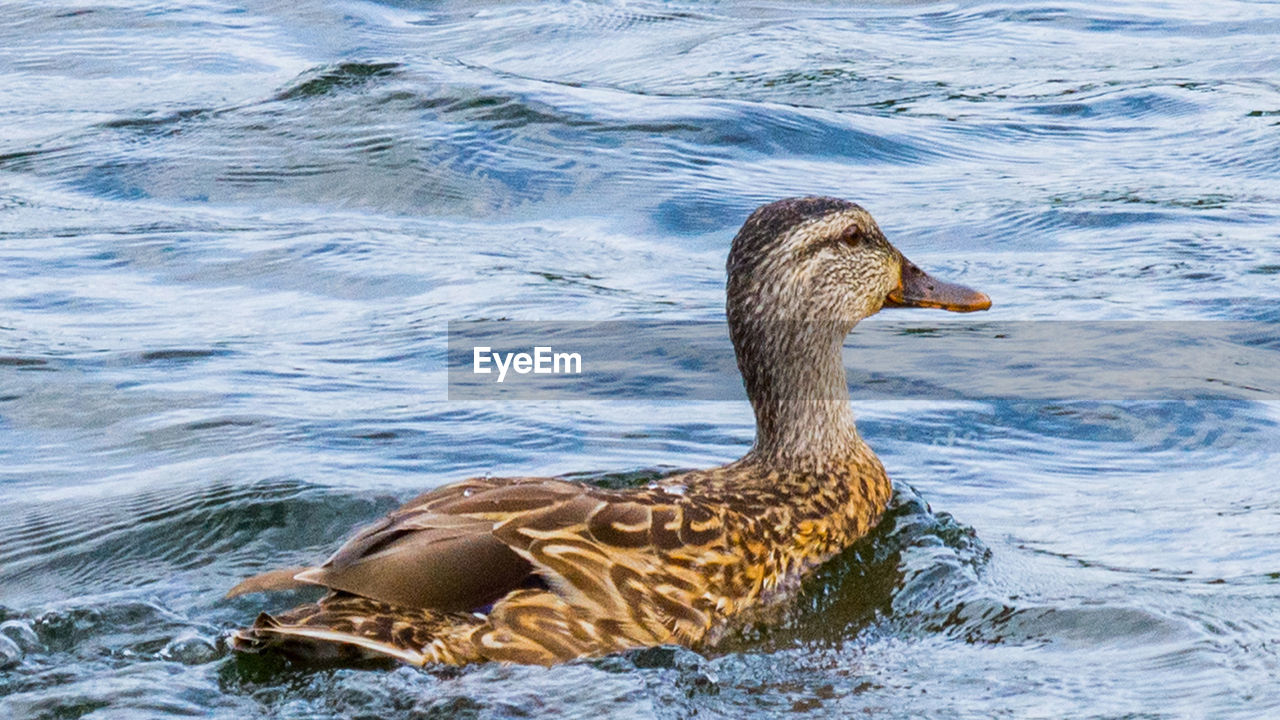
[227,196,990,665]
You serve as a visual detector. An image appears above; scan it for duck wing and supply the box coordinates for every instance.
[230,475,731,625]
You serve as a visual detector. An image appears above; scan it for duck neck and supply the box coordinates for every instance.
[730,319,864,470]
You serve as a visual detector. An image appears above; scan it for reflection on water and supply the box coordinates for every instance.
[2,0,1279,717]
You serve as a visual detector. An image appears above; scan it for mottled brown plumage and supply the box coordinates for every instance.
[228,197,990,665]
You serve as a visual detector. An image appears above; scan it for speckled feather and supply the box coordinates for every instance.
[229,197,911,665]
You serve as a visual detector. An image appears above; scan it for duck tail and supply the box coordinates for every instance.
[225,566,316,598]
[229,595,485,665]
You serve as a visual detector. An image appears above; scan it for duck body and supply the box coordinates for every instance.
[229,197,989,665]
[235,453,890,665]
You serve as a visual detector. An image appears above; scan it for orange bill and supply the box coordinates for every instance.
[884,254,991,312]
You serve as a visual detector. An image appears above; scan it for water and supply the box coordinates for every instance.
[2,0,1279,717]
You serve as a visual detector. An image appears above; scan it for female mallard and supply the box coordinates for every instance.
[228,196,990,665]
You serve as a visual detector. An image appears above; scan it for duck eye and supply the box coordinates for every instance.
[841,227,867,246]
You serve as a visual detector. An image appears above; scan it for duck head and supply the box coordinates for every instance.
[725,197,990,466]
[727,197,989,334]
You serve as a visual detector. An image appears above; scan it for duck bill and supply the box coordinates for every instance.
[884,254,991,312]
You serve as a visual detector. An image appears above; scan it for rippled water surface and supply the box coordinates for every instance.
[3,1,1279,717]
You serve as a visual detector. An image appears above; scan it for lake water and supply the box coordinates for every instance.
[2,1,1279,718]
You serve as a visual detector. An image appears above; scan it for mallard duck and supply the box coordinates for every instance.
[227,196,990,665]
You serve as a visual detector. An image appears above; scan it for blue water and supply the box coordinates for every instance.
[2,1,1279,717]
